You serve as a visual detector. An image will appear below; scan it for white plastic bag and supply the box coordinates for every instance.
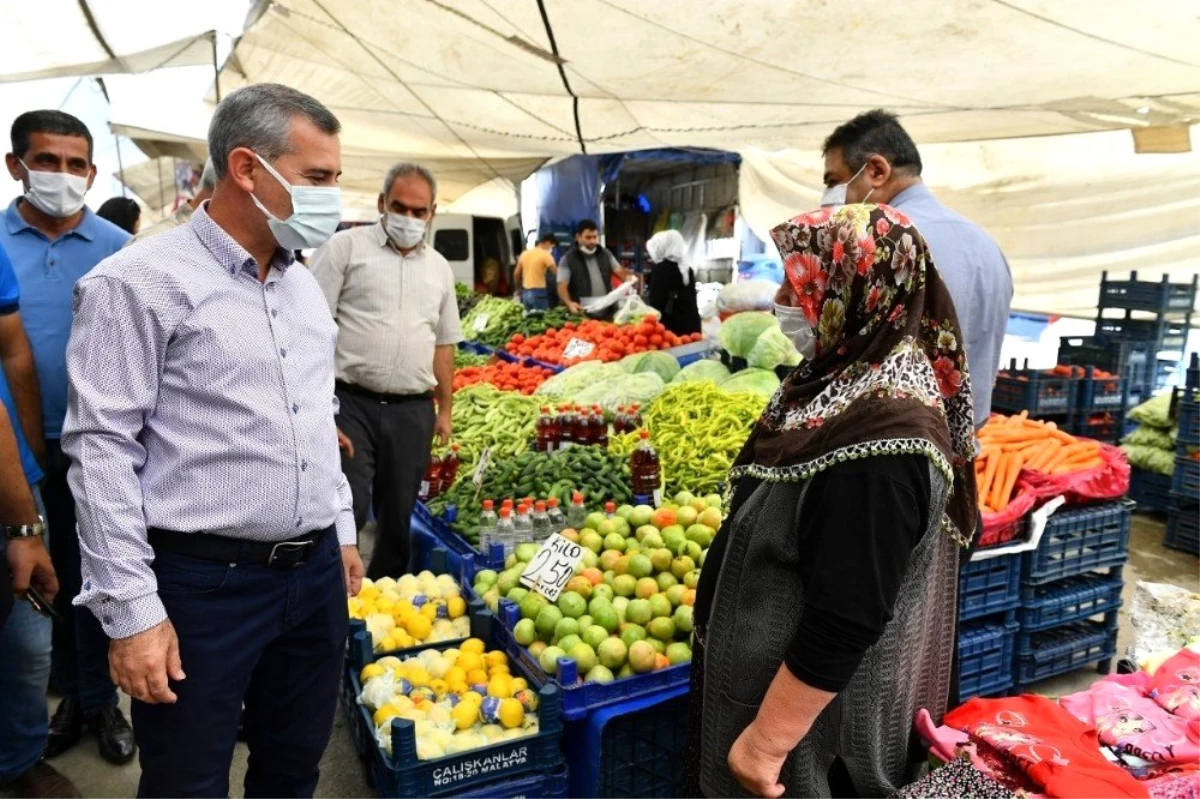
[614,295,661,324]
[717,279,780,314]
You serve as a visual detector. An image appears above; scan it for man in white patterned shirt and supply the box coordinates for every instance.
[309,162,462,579]
[63,84,362,797]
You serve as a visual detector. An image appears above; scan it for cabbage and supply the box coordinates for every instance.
[620,350,681,383]
[746,324,801,370]
[672,359,732,385]
[1127,392,1173,430]
[574,372,666,414]
[534,361,623,399]
[719,311,777,358]
[719,368,781,398]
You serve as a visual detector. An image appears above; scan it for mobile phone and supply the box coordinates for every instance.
[25,584,63,622]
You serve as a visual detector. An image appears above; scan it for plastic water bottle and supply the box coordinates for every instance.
[605,501,616,519]
[566,491,587,530]
[546,497,566,533]
[494,507,515,556]
[478,499,498,551]
[531,500,552,541]
[513,503,534,544]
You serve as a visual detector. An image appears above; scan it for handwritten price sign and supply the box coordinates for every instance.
[519,534,584,601]
[562,338,596,360]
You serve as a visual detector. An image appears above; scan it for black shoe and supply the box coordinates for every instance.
[43,698,84,759]
[85,705,137,765]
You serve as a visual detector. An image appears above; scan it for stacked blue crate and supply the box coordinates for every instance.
[1011,501,1132,693]
[1165,354,1198,555]
[956,553,1022,699]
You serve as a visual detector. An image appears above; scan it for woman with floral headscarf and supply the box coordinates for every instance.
[684,204,977,798]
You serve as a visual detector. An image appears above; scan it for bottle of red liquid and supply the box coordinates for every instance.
[536,406,554,452]
[558,404,575,449]
[630,404,643,429]
[592,405,608,448]
[439,443,461,493]
[630,430,662,505]
[418,453,443,502]
[572,404,590,445]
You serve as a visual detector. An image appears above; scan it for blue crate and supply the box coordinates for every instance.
[957,617,1018,701]
[958,553,1022,622]
[454,763,569,798]
[991,363,1077,416]
[342,660,371,762]
[1098,271,1198,315]
[1165,506,1198,555]
[1180,399,1199,447]
[414,501,506,577]
[351,614,566,799]
[1018,572,1124,632]
[1172,456,1199,505]
[1022,501,1132,585]
[563,684,689,799]
[524,356,565,374]
[1095,317,1191,352]
[1014,618,1117,689]
[1076,368,1127,414]
[1129,468,1174,513]
[461,341,496,356]
[1069,411,1125,444]
[496,600,690,722]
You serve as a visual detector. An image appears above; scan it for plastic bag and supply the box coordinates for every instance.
[978,479,1038,548]
[1128,582,1200,664]
[718,311,777,358]
[1128,392,1174,429]
[614,294,661,325]
[716,279,780,314]
[746,324,802,370]
[1021,443,1131,504]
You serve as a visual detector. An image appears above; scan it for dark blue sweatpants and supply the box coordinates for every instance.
[132,528,348,798]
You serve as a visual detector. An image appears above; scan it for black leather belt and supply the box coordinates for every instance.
[148,526,332,569]
[336,380,433,404]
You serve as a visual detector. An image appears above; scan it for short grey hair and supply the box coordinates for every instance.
[382,162,437,205]
[207,83,340,179]
[198,158,216,192]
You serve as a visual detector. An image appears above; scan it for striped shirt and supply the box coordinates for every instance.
[63,202,355,640]
[308,223,462,395]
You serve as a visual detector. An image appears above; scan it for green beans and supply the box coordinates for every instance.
[461,297,525,347]
[448,385,540,476]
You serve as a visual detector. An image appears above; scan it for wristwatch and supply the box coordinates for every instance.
[2,515,46,540]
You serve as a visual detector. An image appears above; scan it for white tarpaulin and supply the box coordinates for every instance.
[739,126,1200,317]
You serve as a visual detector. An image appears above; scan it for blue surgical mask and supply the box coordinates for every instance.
[249,154,341,250]
[775,302,816,360]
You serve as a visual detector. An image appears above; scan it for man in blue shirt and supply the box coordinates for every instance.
[0,241,77,797]
[821,110,1013,430]
[2,110,133,766]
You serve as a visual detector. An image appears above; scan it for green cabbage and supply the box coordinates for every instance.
[719,312,777,358]
[1128,392,1174,430]
[1120,443,1176,476]
[672,359,732,385]
[534,361,624,399]
[746,324,801,370]
[719,368,781,398]
[620,351,681,383]
[1121,425,1175,451]
[574,372,666,413]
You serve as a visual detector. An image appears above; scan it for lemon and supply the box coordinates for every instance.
[487,663,510,676]
[461,638,486,655]
[497,698,525,729]
[373,705,402,727]
[377,656,402,670]
[447,596,467,619]
[376,635,396,653]
[456,652,483,674]
[395,599,416,618]
[407,667,431,688]
[420,602,439,621]
[360,663,386,682]
[466,668,489,686]
[375,596,396,614]
[448,680,469,696]
[485,650,508,669]
[487,674,514,699]
[452,700,478,731]
[510,677,528,693]
[359,582,380,601]
[445,666,467,685]
[393,630,415,649]
[405,614,433,641]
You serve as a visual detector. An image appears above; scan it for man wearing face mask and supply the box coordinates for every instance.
[556,219,627,314]
[309,162,462,580]
[821,110,1012,428]
[1,110,136,769]
[61,84,361,797]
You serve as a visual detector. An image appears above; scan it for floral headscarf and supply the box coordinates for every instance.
[730,204,977,546]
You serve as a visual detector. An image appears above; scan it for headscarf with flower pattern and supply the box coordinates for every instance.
[730,204,977,546]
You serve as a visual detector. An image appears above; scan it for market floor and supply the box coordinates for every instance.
[12,514,1199,799]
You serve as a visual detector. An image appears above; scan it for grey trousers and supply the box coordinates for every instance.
[335,388,435,579]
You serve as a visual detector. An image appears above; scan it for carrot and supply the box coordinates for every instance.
[989,453,1014,510]
[980,450,1001,506]
[997,451,1024,509]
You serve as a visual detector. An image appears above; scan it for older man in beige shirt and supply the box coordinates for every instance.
[126,159,216,246]
[308,162,462,578]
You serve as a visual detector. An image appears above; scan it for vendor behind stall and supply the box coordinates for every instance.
[556,219,626,313]
[645,229,701,336]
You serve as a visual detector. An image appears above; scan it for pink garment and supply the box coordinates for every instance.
[1150,650,1200,723]
[1062,681,1200,766]
[1142,765,1200,799]
[915,708,1047,797]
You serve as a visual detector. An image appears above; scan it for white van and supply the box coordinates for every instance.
[428,213,523,292]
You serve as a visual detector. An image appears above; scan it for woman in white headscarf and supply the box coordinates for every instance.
[645,229,701,335]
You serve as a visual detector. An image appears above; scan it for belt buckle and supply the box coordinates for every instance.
[268,540,313,568]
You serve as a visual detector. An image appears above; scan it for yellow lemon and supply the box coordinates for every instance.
[374,596,396,614]
[445,666,467,685]
[452,701,478,731]
[448,680,469,696]
[377,656,402,670]
[430,678,449,696]
[404,614,432,641]
[460,638,486,655]
[497,698,525,730]
[487,674,514,699]
[393,630,415,649]
[487,663,510,676]
[359,582,381,601]
[447,596,467,619]
[420,602,439,620]
[466,668,489,686]
[407,667,431,688]
[389,695,415,712]
[510,677,528,693]
[394,599,416,618]
[485,650,508,669]
[456,652,483,674]
[376,635,396,653]
[360,663,386,682]
[347,597,365,618]
[373,705,402,727]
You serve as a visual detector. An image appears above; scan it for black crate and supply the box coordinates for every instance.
[1098,271,1198,315]
[1129,468,1174,514]
[1022,501,1132,585]
[1076,367,1128,413]
[1069,411,1125,444]
[1173,456,1199,505]
[1177,397,1199,447]
[1165,506,1198,555]
[992,360,1077,416]
[1095,315,1191,352]
[1018,572,1124,632]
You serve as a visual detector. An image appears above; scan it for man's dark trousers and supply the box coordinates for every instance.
[336,387,435,579]
[44,439,117,713]
[131,528,348,798]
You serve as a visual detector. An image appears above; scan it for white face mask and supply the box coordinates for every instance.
[20,160,88,218]
[820,161,872,207]
[249,154,341,250]
[775,302,817,360]
[579,243,598,256]
[384,213,427,250]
